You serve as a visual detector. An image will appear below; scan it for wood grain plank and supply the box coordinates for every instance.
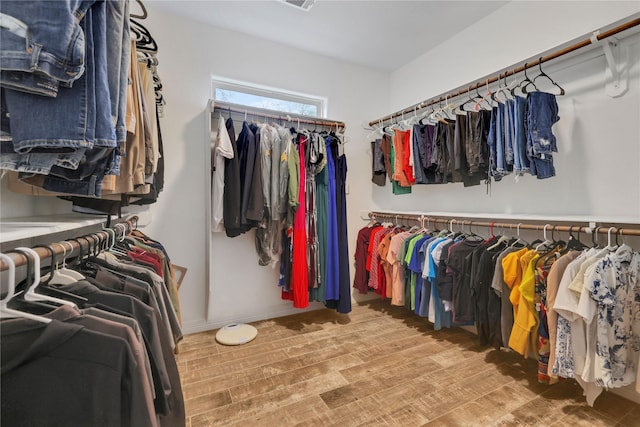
[190,372,348,426]
[181,367,265,400]
[229,354,362,401]
[181,348,288,382]
[550,406,619,427]
[229,396,329,427]
[184,390,232,416]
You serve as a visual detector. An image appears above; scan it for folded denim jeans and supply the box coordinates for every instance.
[0,1,93,96]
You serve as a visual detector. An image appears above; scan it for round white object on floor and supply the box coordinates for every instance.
[215,323,258,346]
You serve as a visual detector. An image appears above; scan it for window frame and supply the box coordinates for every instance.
[211,76,327,118]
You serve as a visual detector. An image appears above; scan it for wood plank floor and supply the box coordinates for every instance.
[176,299,640,427]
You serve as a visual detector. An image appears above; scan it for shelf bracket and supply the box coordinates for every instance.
[592,31,628,98]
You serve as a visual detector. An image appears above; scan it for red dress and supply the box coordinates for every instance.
[282,136,309,308]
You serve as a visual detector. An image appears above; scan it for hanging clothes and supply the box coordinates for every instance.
[1,227,185,426]
[214,113,350,312]
[354,216,640,407]
[323,136,340,304]
[212,113,234,233]
[2,4,166,212]
[223,117,242,237]
[371,90,560,192]
[312,146,329,303]
[283,134,309,308]
[334,136,351,314]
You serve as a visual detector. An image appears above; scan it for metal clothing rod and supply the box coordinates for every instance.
[213,101,346,129]
[0,216,139,271]
[368,15,640,127]
[369,211,640,237]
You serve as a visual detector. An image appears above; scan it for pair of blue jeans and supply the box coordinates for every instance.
[526,92,559,179]
[512,96,530,174]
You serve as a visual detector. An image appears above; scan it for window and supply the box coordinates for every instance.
[212,77,326,118]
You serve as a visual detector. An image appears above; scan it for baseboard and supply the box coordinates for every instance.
[610,385,640,404]
[181,302,326,334]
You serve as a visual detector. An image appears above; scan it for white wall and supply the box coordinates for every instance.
[390,1,640,111]
[377,2,640,222]
[142,4,389,333]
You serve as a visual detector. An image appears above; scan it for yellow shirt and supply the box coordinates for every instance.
[501,248,530,308]
[509,254,540,357]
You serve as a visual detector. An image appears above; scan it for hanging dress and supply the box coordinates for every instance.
[283,134,309,308]
[324,137,340,303]
[311,135,329,303]
[335,142,352,314]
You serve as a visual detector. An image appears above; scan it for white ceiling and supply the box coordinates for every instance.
[148,0,509,72]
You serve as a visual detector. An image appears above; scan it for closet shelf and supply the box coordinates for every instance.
[367,211,640,226]
[210,100,346,129]
[0,214,139,269]
[369,211,640,237]
[1,214,107,242]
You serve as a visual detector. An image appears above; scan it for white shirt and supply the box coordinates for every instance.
[212,113,234,233]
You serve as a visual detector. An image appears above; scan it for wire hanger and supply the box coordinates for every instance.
[526,57,565,96]
[460,86,479,112]
[513,63,538,96]
[130,0,148,19]
[0,253,52,323]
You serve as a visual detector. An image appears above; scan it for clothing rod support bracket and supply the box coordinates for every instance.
[592,32,628,98]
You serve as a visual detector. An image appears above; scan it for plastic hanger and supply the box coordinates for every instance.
[32,246,88,305]
[562,226,587,252]
[397,111,412,131]
[471,221,486,239]
[508,223,526,247]
[525,57,565,96]
[55,242,85,280]
[456,86,474,113]
[591,226,602,248]
[590,226,618,257]
[603,226,618,252]
[486,223,510,251]
[0,253,52,323]
[15,247,76,308]
[492,73,513,103]
[439,96,456,120]
[534,224,553,252]
[36,245,77,286]
[474,79,494,111]
[67,236,93,270]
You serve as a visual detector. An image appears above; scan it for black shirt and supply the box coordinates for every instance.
[1,318,156,427]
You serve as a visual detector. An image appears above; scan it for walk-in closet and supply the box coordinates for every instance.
[2,1,640,426]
